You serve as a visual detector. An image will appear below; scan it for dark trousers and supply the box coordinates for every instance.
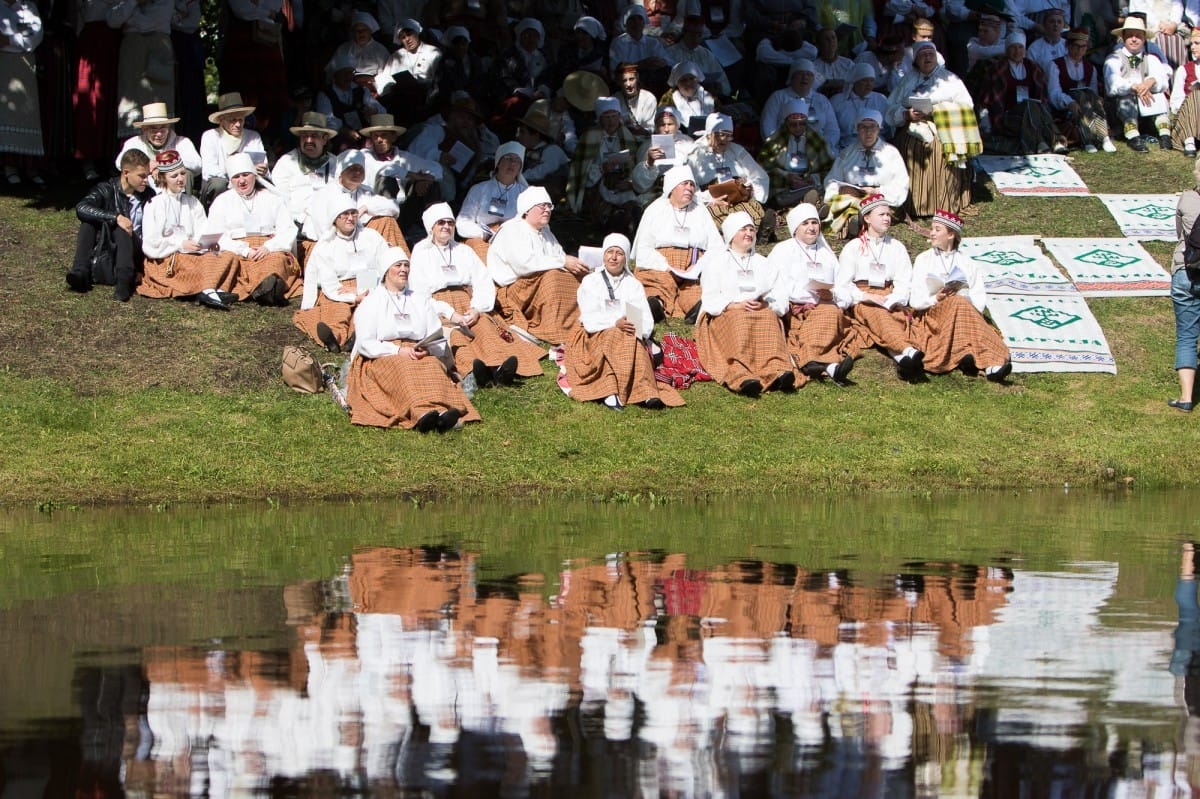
[70,221,141,299]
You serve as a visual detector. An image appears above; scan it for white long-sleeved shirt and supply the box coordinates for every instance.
[831,90,889,149]
[609,32,669,66]
[313,85,386,133]
[304,182,398,241]
[697,247,787,317]
[0,0,42,51]
[617,88,658,133]
[1046,55,1100,110]
[687,141,769,202]
[172,0,200,33]
[767,236,847,307]
[299,226,389,310]
[352,286,447,360]
[1104,46,1171,98]
[1172,60,1200,112]
[835,232,914,307]
[577,268,655,338]
[376,43,441,93]
[141,189,207,259]
[207,187,297,256]
[1027,37,1066,72]
[226,0,279,23]
[360,145,443,200]
[408,238,497,314]
[455,177,528,240]
[115,133,202,184]
[486,218,568,287]
[666,41,733,95]
[271,149,338,228]
[760,88,839,146]
[632,196,724,271]
[822,140,909,207]
[200,128,268,181]
[630,133,697,193]
[909,246,987,312]
[885,65,975,129]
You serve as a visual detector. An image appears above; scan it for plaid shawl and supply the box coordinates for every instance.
[978,57,1050,123]
[566,126,641,214]
[931,103,983,163]
[654,332,712,388]
[759,126,834,197]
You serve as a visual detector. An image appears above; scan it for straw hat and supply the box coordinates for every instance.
[208,92,255,124]
[562,70,609,112]
[133,102,179,128]
[445,91,484,120]
[289,111,337,137]
[1113,16,1151,38]
[359,113,406,136]
[518,104,554,138]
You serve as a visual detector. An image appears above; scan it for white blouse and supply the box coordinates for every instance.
[577,268,654,339]
[141,190,208,259]
[408,238,497,314]
[835,233,914,308]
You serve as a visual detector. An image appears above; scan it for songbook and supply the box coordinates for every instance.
[447,140,475,173]
[651,134,676,163]
[578,245,604,271]
[624,301,648,334]
[415,329,446,350]
[669,260,703,280]
[1138,91,1169,117]
[926,266,969,294]
[193,232,221,251]
[704,34,743,67]
[907,96,934,115]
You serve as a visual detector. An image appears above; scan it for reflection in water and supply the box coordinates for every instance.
[62,547,1157,797]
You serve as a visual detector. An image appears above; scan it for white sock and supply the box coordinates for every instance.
[825,362,838,378]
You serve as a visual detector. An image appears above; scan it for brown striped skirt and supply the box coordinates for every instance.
[847,283,917,353]
[365,216,409,253]
[294,278,358,347]
[785,302,860,374]
[909,294,1009,373]
[635,246,703,318]
[433,286,547,378]
[894,126,972,218]
[495,269,583,345]
[346,342,482,429]
[233,235,303,300]
[137,250,241,299]
[564,324,685,406]
[695,305,793,391]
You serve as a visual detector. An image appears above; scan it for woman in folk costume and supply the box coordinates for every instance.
[822,109,909,240]
[885,41,982,218]
[408,203,546,388]
[835,194,926,380]
[566,96,643,236]
[631,164,724,323]
[565,233,685,411]
[206,153,301,306]
[307,149,407,250]
[456,141,529,263]
[199,93,269,208]
[768,203,857,387]
[758,97,834,216]
[1104,17,1173,152]
[1046,28,1116,154]
[0,0,42,184]
[487,185,590,345]
[658,61,715,137]
[687,112,771,232]
[347,247,482,433]
[909,209,1013,381]
[630,106,698,196]
[293,197,389,353]
[694,212,796,396]
[1171,28,1200,155]
[978,31,1069,155]
[137,150,241,309]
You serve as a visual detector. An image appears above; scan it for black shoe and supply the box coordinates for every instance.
[1128,136,1149,153]
[647,295,666,323]
[343,333,355,352]
[270,276,289,306]
[471,358,492,388]
[897,350,925,379]
[197,289,231,311]
[800,360,826,378]
[641,397,666,409]
[216,291,239,305]
[1160,134,1173,151]
[683,301,701,325]
[493,355,518,387]
[958,353,979,376]
[251,274,280,305]
[65,269,90,293]
[986,361,1013,382]
[738,378,762,397]
[316,322,340,353]
[832,355,854,385]
[113,281,133,302]
[769,371,795,392]
[436,408,461,432]
[415,410,440,433]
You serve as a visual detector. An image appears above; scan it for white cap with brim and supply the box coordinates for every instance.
[337,149,366,176]
[668,61,701,87]
[573,15,605,40]
[851,62,876,83]
[722,211,755,243]
[662,164,696,197]
[783,98,809,118]
[787,203,821,235]
[1006,30,1027,47]
[495,141,526,166]
[705,112,734,135]
[602,232,631,258]
[351,11,379,33]
[422,202,455,234]
[517,185,554,217]
[858,108,883,126]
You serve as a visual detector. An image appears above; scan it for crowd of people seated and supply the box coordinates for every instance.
[32,0,1191,430]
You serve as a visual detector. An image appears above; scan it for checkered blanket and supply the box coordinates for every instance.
[960,236,1078,296]
[975,154,1090,197]
[931,103,983,164]
[987,293,1117,374]
[1041,238,1170,296]
[1095,194,1180,240]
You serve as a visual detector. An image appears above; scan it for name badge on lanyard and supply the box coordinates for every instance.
[737,267,755,295]
[715,166,733,183]
[1015,86,1029,104]
[604,298,622,311]
[869,260,887,288]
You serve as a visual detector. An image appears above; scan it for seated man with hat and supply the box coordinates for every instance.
[1105,16,1173,152]
[272,111,340,262]
[515,103,570,204]
[115,102,200,195]
[1047,28,1116,153]
[199,92,268,208]
[487,186,590,345]
[405,92,500,204]
[358,113,444,238]
[314,52,386,154]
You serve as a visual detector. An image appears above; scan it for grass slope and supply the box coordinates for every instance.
[0,148,1193,505]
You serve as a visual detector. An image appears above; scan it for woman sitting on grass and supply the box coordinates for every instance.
[408,203,546,389]
[835,194,925,380]
[136,150,241,310]
[908,209,1012,381]
[293,197,389,353]
[564,233,685,411]
[346,247,481,433]
[206,153,300,306]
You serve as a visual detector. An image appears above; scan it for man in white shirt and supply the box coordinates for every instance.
[271,112,339,254]
[1105,17,1173,151]
[115,102,201,194]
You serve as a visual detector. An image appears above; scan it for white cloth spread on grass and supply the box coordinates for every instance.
[987,293,1117,374]
[976,154,1089,196]
[1095,194,1180,240]
[1041,237,1170,296]
[959,235,1078,296]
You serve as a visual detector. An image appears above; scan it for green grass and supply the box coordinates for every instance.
[0,146,1196,506]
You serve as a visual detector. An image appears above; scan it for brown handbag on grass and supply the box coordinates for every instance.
[282,346,325,393]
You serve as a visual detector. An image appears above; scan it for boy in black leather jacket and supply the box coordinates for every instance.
[66,149,154,301]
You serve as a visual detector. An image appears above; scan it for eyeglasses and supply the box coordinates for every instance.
[713,131,733,140]
[436,219,455,226]
[533,202,554,211]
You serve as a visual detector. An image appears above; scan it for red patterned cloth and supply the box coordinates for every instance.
[653,332,712,389]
